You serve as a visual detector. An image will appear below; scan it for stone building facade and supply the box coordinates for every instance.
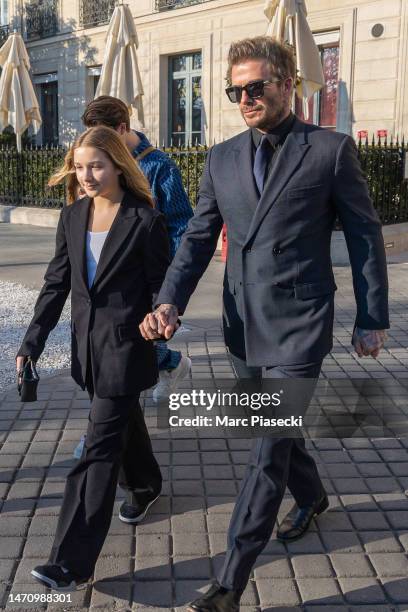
[4,0,408,146]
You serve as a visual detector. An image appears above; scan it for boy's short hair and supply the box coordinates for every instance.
[81,96,130,130]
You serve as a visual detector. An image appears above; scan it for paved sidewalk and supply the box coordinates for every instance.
[1,237,408,608]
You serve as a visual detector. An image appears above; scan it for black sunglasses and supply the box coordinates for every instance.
[225,78,282,103]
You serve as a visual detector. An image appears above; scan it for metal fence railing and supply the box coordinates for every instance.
[164,145,208,208]
[0,145,66,209]
[79,0,115,28]
[357,136,408,225]
[0,139,407,224]
[155,0,213,11]
[25,0,59,40]
[0,144,208,210]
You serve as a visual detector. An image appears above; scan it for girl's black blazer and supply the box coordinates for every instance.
[18,191,170,397]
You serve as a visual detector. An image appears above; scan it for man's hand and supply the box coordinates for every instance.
[139,304,179,341]
[352,328,387,359]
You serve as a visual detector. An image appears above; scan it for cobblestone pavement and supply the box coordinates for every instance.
[0,261,408,610]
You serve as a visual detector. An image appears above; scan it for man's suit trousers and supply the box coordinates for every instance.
[47,387,162,578]
[218,357,325,591]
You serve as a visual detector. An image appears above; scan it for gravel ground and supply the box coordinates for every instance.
[0,280,71,393]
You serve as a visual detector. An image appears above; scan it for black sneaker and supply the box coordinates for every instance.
[31,564,90,591]
[119,493,160,524]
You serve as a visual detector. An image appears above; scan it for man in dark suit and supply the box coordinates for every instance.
[140,37,389,611]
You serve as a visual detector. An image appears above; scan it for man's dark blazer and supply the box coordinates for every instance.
[18,191,170,397]
[157,117,389,366]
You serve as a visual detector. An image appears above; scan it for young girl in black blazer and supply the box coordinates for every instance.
[16,125,170,590]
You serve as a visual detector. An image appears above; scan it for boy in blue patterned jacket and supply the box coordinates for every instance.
[131,130,193,398]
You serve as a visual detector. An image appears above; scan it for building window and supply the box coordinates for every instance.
[0,0,9,45]
[93,75,100,96]
[80,0,115,28]
[0,12,8,44]
[0,25,8,46]
[87,66,101,98]
[295,34,339,130]
[0,0,8,25]
[168,51,202,146]
[156,0,212,9]
[25,0,59,40]
[37,81,58,145]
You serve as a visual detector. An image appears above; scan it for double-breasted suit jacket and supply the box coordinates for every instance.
[18,191,170,397]
[157,117,389,366]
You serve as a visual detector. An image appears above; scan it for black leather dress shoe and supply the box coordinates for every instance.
[277,494,329,542]
[187,582,241,612]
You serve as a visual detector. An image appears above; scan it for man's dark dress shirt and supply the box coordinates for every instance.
[251,112,297,184]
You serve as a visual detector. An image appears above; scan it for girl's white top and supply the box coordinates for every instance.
[86,230,109,288]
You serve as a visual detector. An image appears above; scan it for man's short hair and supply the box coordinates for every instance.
[81,96,130,130]
[226,36,296,85]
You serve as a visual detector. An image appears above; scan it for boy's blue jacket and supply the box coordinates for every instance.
[132,131,193,258]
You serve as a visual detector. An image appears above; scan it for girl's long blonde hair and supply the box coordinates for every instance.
[48,125,154,207]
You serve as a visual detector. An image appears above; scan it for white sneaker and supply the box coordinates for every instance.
[153,356,192,402]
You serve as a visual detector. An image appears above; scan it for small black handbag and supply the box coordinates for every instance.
[18,358,39,402]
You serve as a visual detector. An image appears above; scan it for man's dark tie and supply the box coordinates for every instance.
[253,135,270,195]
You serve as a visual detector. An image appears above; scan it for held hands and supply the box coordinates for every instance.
[352,327,387,359]
[139,304,179,341]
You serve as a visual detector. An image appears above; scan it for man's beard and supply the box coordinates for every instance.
[242,104,288,131]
